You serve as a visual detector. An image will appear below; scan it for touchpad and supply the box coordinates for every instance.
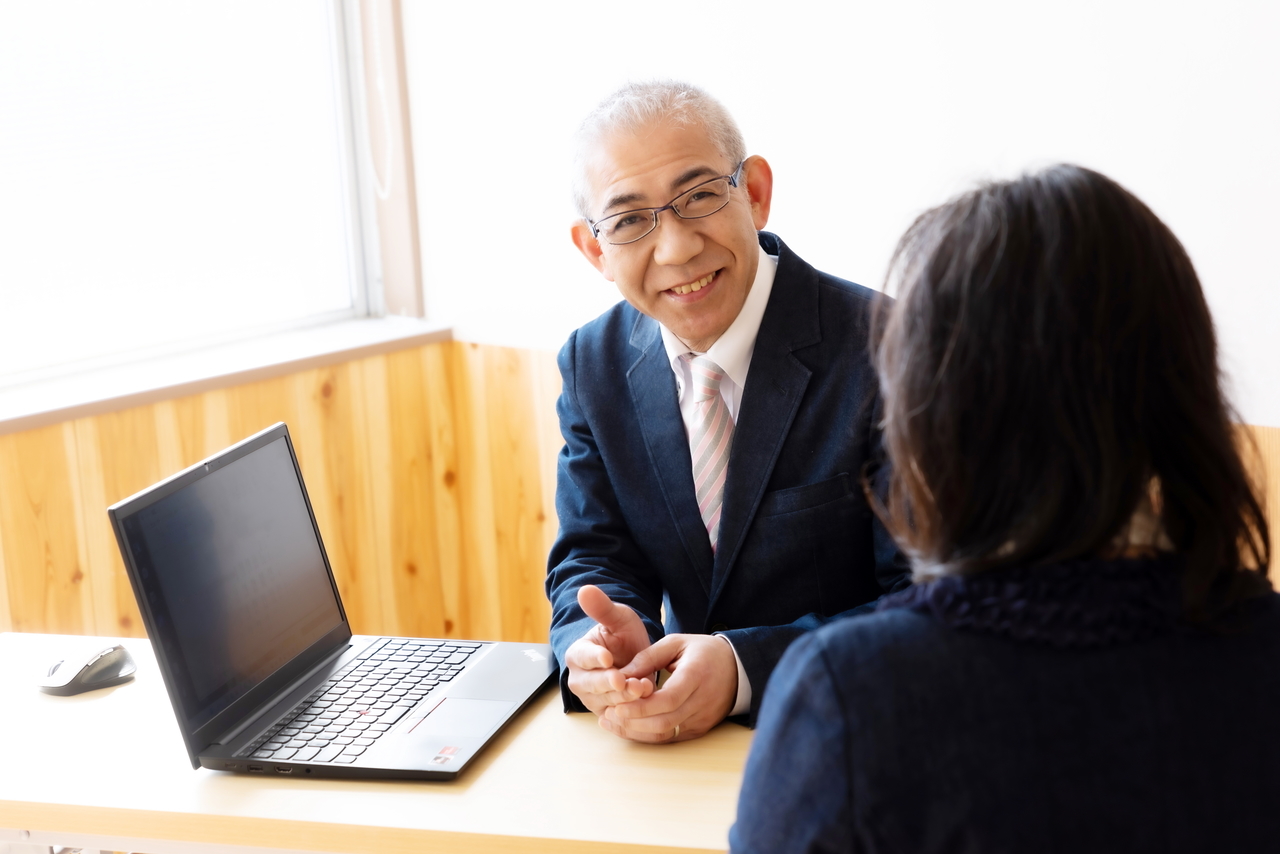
[410,698,514,739]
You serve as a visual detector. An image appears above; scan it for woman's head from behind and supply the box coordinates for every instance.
[877,164,1268,615]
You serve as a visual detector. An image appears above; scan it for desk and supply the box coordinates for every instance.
[0,633,752,854]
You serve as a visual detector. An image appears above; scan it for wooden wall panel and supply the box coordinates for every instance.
[1244,424,1280,580]
[0,492,9,632]
[479,344,557,644]
[378,347,450,639]
[0,424,86,633]
[0,340,563,645]
[70,410,152,635]
[448,342,500,641]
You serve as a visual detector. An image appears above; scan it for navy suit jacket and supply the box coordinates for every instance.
[546,232,908,722]
[731,559,1280,852]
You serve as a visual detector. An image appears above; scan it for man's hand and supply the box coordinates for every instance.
[564,585,657,715]
[601,633,738,743]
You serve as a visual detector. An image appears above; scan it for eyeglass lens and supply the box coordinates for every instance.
[596,177,734,245]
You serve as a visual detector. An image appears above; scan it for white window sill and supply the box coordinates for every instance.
[0,316,452,436]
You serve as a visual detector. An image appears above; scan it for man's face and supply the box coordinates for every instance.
[571,121,773,352]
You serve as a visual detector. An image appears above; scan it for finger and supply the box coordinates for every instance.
[619,635,683,678]
[564,634,613,671]
[577,585,637,636]
[597,710,626,737]
[568,668,653,711]
[611,681,691,726]
[569,664,624,694]
[624,676,655,699]
[596,707,672,741]
[602,704,686,743]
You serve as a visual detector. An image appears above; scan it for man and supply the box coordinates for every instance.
[547,81,906,743]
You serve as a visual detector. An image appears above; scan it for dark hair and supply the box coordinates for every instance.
[874,164,1269,619]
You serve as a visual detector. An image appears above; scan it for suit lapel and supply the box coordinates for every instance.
[709,237,821,606]
[626,313,716,597]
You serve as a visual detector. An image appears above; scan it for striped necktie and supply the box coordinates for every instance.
[683,354,734,550]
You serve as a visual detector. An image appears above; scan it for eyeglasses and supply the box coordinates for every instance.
[588,162,745,245]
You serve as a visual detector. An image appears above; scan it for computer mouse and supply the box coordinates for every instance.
[38,643,137,696]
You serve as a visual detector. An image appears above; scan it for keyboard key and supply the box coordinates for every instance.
[253,749,276,759]
[342,745,366,756]
[294,746,320,762]
[315,745,343,762]
[353,737,375,747]
[378,705,413,724]
[334,755,357,763]
[274,747,298,760]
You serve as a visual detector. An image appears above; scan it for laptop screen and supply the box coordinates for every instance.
[118,434,344,730]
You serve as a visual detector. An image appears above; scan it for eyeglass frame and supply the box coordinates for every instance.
[586,161,747,245]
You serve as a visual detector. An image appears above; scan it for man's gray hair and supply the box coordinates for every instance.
[572,80,747,220]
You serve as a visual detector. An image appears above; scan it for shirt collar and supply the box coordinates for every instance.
[659,245,777,387]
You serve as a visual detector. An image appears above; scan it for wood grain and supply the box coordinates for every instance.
[0,341,562,643]
[0,423,87,633]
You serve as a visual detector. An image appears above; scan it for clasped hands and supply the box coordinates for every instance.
[565,584,738,743]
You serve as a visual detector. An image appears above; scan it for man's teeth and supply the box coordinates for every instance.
[671,273,715,295]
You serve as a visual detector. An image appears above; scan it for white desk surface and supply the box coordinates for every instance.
[0,632,752,854]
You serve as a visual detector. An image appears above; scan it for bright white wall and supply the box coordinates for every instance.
[401,0,1280,427]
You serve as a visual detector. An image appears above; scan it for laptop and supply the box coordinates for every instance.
[107,421,555,780]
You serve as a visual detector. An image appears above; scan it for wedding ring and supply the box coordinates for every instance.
[673,724,681,739]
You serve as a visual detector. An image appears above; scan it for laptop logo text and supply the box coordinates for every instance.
[523,649,546,662]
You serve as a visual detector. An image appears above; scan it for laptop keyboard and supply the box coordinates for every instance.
[241,637,484,764]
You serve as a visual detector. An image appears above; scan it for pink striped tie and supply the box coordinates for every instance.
[683,354,734,550]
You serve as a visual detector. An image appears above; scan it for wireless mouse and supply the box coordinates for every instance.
[38,643,137,696]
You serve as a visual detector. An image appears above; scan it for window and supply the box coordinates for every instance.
[0,1,378,384]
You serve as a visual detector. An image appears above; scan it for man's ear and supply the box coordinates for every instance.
[571,219,613,280]
[742,155,774,231]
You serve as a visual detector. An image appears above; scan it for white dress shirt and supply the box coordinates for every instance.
[657,246,777,717]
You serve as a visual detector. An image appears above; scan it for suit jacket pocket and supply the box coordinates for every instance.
[756,473,851,517]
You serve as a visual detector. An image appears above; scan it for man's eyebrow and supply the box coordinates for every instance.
[670,166,718,193]
[600,166,725,216]
[602,191,646,215]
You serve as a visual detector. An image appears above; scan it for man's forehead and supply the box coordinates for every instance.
[584,121,729,213]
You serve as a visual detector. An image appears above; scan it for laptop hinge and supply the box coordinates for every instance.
[213,643,351,747]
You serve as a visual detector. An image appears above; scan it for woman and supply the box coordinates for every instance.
[730,165,1278,852]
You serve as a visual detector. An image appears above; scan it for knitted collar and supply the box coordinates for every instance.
[877,556,1183,648]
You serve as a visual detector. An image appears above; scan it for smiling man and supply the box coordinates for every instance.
[546,81,907,743]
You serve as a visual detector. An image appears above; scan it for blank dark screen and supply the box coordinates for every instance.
[123,436,343,727]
